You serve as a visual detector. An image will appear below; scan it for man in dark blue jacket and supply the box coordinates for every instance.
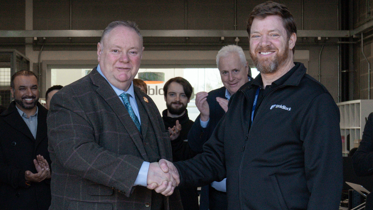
[188,44,251,210]
[154,1,343,210]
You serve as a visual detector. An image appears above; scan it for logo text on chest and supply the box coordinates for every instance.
[270,104,291,111]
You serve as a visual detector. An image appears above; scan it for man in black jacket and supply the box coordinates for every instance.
[352,113,373,209]
[162,77,198,210]
[0,70,51,210]
[154,1,343,209]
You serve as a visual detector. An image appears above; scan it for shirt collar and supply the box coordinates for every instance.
[16,105,38,119]
[251,62,299,89]
[97,64,135,98]
[225,89,232,100]
[224,75,252,100]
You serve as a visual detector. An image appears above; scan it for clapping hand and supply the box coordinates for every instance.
[168,120,182,141]
[216,97,228,112]
[195,92,210,121]
[25,155,51,183]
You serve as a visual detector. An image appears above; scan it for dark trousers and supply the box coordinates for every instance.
[208,186,228,210]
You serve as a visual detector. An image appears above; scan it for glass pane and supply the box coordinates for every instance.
[0,68,11,87]
[51,68,92,86]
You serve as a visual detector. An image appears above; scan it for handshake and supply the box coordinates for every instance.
[147,159,180,196]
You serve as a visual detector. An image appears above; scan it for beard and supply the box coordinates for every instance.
[167,101,187,115]
[250,43,289,74]
[14,96,38,110]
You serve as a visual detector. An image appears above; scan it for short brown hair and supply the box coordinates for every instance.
[247,1,297,41]
[164,77,193,100]
[11,70,38,89]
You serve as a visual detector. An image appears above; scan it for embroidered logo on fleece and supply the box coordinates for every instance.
[270,104,291,111]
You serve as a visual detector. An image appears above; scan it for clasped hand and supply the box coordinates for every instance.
[147,159,180,196]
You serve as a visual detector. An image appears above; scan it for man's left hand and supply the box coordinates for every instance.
[168,120,182,140]
[216,97,228,112]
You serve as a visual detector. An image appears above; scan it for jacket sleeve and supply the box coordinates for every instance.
[353,113,373,176]
[175,115,227,188]
[300,93,343,210]
[171,137,197,162]
[0,143,29,189]
[187,115,214,153]
[47,91,144,197]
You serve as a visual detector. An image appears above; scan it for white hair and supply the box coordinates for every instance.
[216,45,247,68]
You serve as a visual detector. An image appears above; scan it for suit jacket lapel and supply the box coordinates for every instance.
[2,102,35,141]
[135,90,149,140]
[135,89,170,160]
[90,68,148,160]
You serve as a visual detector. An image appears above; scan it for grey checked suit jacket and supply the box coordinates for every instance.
[47,68,182,210]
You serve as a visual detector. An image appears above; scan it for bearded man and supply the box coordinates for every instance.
[154,1,343,210]
[0,70,51,210]
[161,77,198,210]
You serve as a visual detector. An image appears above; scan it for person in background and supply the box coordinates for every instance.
[187,44,251,210]
[45,85,63,110]
[133,78,148,94]
[0,70,51,210]
[162,77,198,210]
[353,112,373,209]
[47,20,182,210]
[155,1,343,209]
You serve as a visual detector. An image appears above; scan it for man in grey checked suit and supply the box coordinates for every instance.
[47,21,182,210]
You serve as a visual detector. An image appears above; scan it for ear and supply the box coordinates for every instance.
[97,42,102,62]
[140,46,145,59]
[10,87,14,99]
[288,33,297,51]
[245,62,249,75]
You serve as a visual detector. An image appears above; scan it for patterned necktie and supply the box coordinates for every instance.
[119,93,141,132]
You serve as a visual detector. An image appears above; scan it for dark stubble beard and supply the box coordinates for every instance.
[167,102,187,115]
[250,42,289,74]
[14,96,38,110]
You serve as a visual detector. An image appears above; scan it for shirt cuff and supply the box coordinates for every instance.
[133,161,150,187]
[200,118,210,128]
[211,178,226,192]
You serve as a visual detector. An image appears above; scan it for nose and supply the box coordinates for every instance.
[175,95,180,101]
[228,72,234,81]
[260,35,270,47]
[26,88,33,96]
[120,53,129,63]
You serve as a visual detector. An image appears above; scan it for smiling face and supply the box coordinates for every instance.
[218,52,249,95]
[165,82,190,116]
[249,15,296,74]
[97,26,144,91]
[11,75,39,113]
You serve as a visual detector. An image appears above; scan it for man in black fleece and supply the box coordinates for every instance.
[162,77,198,210]
[154,1,343,210]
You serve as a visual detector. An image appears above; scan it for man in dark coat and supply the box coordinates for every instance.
[47,21,182,210]
[156,2,343,210]
[352,112,373,209]
[162,77,198,210]
[187,44,251,210]
[0,70,51,210]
